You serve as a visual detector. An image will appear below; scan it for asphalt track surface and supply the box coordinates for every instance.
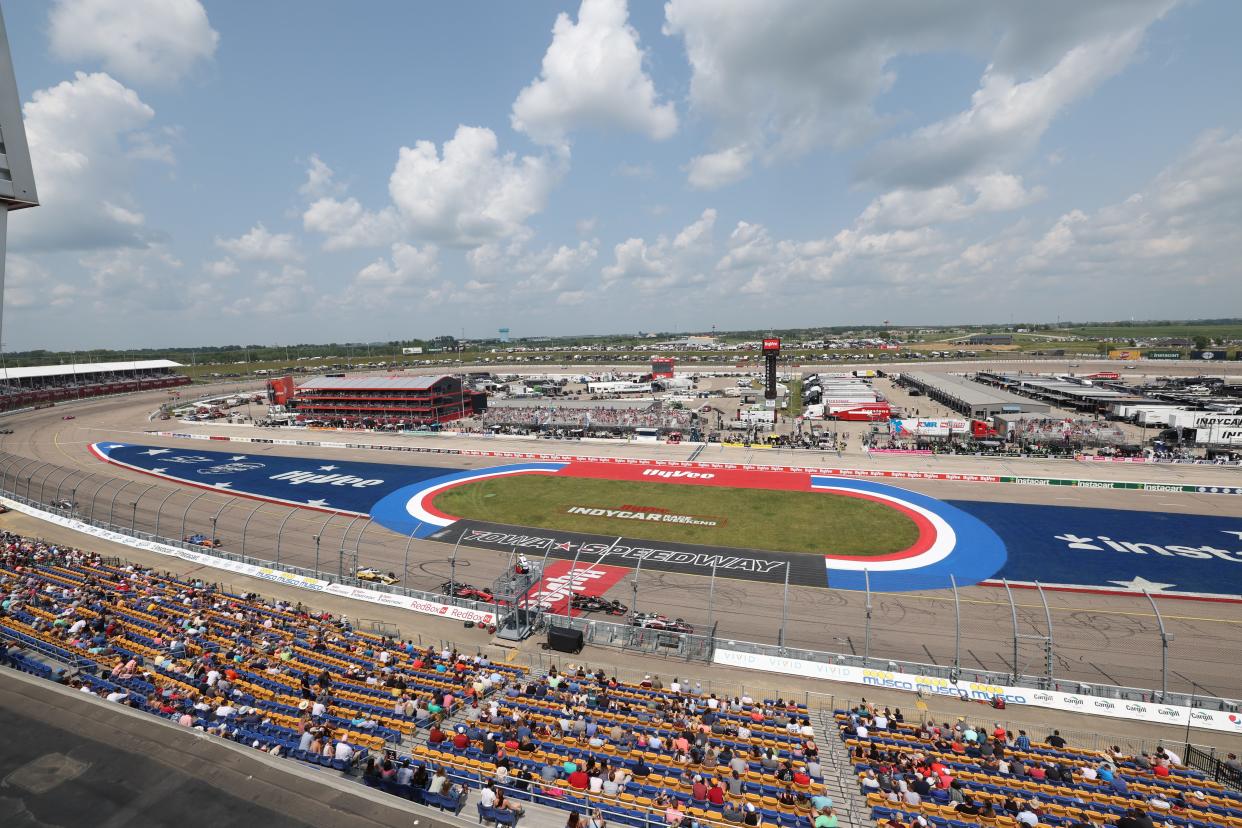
[4,382,1242,702]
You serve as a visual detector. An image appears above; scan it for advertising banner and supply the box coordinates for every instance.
[1145,351,1181,360]
[1190,350,1228,360]
[1108,350,1141,360]
[891,418,969,437]
[712,649,1242,734]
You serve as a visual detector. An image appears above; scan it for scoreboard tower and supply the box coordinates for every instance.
[762,337,780,407]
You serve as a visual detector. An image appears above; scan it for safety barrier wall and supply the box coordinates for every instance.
[712,649,1242,736]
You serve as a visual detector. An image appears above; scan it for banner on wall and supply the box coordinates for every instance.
[712,649,1242,735]
[0,496,495,626]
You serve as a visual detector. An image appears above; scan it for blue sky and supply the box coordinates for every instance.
[4,0,1241,350]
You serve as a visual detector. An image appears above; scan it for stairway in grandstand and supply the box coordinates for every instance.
[817,706,865,828]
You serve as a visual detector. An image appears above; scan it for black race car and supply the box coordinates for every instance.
[570,595,628,616]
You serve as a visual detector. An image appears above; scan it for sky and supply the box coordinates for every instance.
[3,0,1241,350]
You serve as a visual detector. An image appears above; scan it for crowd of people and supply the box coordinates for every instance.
[840,702,1238,828]
[474,404,696,434]
[1,529,840,828]
[0,530,524,767]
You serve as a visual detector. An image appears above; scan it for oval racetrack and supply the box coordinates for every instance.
[3,382,1242,700]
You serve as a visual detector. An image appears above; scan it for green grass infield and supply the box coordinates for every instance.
[433,475,919,556]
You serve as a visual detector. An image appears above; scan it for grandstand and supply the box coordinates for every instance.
[0,530,846,828]
[0,359,189,412]
[844,704,1242,828]
[272,374,487,427]
[475,402,696,436]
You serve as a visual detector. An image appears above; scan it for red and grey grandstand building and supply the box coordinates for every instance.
[267,374,486,427]
[0,359,189,413]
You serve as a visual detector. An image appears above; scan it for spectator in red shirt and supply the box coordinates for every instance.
[793,769,811,786]
[452,728,469,750]
[692,777,709,802]
[708,780,726,806]
[569,768,590,790]
[428,725,446,744]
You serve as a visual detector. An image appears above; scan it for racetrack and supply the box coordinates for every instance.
[4,381,1242,701]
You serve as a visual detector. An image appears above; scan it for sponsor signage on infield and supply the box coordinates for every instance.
[1190,350,1228,360]
[565,505,722,527]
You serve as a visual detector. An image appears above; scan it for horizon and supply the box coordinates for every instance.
[3,1,1241,350]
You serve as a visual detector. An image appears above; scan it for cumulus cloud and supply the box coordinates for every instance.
[389,126,560,245]
[858,174,1045,229]
[857,29,1150,190]
[299,154,344,200]
[664,0,1175,188]
[302,198,401,251]
[468,235,599,302]
[686,146,753,190]
[215,223,301,262]
[11,72,160,252]
[48,0,219,87]
[354,243,440,295]
[601,208,716,292]
[512,0,676,146]
[303,126,561,251]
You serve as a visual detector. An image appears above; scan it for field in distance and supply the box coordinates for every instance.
[433,476,919,555]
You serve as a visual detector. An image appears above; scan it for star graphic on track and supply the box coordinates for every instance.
[554,541,574,552]
[229,455,248,461]
[1108,576,1176,592]
[151,468,167,474]
[1223,530,1242,541]
[212,482,232,489]
[306,499,330,507]
[318,465,339,471]
[105,444,125,450]
[142,449,171,456]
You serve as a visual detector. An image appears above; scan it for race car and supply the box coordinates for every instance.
[630,612,694,634]
[571,595,629,616]
[441,581,500,604]
[184,534,222,549]
[356,568,400,585]
[61,415,75,420]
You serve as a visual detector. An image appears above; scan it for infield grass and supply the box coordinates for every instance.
[433,476,919,556]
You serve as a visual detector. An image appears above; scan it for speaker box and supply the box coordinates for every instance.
[547,626,584,654]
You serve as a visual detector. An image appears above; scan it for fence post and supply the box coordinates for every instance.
[153,487,178,538]
[1144,589,1171,701]
[950,573,961,681]
[449,529,465,597]
[240,502,264,557]
[273,507,297,564]
[337,515,363,581]
[1002,578,1020,683]
[130,483,157,531]
[401,522,423,589]
[86,475,114,522]
[778,561,791,649]
[1035,580,1054,687]
[209,497,236,546]
[179,489,211,539]
[863,568,872,667]
[107,478,136,525]
[631,552,643,616]
[707,560,717,630]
